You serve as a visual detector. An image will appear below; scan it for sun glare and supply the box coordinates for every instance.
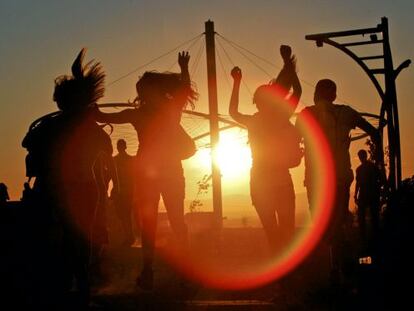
[196,131,252,179]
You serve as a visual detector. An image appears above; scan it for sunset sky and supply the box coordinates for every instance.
[1,0,413,215]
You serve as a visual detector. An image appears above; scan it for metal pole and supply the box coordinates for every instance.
[205,20,223,228]
[381,17,402,189]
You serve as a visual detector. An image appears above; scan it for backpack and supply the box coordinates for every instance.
[175,125,196,160]
[22,112,61,179]
[279,123,303,168]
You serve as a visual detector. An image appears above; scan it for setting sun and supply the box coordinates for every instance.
[196,130,252,179]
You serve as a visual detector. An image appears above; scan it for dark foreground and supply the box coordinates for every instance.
[1,203,411,310]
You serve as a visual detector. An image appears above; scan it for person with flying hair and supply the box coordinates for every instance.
[94,51,197,290]
[22,49,114,307]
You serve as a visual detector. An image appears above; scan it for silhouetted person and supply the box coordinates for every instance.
[229,45,302,253]
[295,79,380,282]
[94,51,197,290]
[354,149,381,243]
[21,182,33,203]
[112,138,136,246]
[0,183,9,206]
[22,49,113,307]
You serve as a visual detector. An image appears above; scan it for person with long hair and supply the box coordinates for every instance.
[94,51,197,290]
[228,45,302,254]
[22,49,114,307]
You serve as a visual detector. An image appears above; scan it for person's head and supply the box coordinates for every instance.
[0,183,9,202]
[358,149,368,163]
[117,139,127,153]
[135,71,198,111]
[272,77,290,98]
[253,84,293,118]
[53,48,105,113]
[314,79,336,105]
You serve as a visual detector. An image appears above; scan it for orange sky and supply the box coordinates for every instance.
[1,1,413,208]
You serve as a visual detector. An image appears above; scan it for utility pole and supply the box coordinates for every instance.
[305,17,411,195]
[205,20,223,228]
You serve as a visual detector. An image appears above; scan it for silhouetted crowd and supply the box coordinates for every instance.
[1,45,391,309]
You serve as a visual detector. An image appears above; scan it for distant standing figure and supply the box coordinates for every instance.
[229,45,302,253]
[354,149,381,241]
[112,138,136,246]
[0,183,9,205]
[21,182,33,203]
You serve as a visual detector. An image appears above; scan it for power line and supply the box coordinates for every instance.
[217,35,274,79]
[215,46,232,91]
[217,33,281,70]
[167,35,204,71]
[216,37,253,96]
[191,38,206,77]
[217,33,352,105]
[107,33,204,87]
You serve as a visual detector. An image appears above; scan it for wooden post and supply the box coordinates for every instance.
[205,20,223,228]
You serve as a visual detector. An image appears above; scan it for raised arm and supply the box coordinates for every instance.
[178,51,190,85]
[288,63,302,110]
[275,45,302,110]
[229,67,251,126]
[176,51,197,112]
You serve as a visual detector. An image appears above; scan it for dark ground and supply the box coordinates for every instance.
[1,202,411,311]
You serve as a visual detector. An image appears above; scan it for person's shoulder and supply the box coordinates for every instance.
[300,105,313,112]
[367,161,379,170]
[295,106,315,123]
[235,112,254,127]
[92,122,109,137]
[298,105,315,116]
[336,104,359,116]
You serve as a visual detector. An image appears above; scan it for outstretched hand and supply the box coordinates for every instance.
[231,66,242,81]
[178,51,190,69]
[280,45,292,61]
[280,45,296,68]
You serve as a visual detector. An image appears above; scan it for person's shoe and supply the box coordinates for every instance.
[136,268,153,291]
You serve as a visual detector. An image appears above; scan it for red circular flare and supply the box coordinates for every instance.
[148,91,336,290]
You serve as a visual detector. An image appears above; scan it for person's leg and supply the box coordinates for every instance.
[329,182,352,287]
[161,171,188,249]
[72,235,91,306]
[370,200,380,240]
[358,203,367,242]
[118,197,135,246]
[305,183,316,219]
[255,202,279,252]
[65,184,98,306]
[250,175,279,252]
[275,182,296,250]
[135,177,160,289]
[140,199,159,271]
